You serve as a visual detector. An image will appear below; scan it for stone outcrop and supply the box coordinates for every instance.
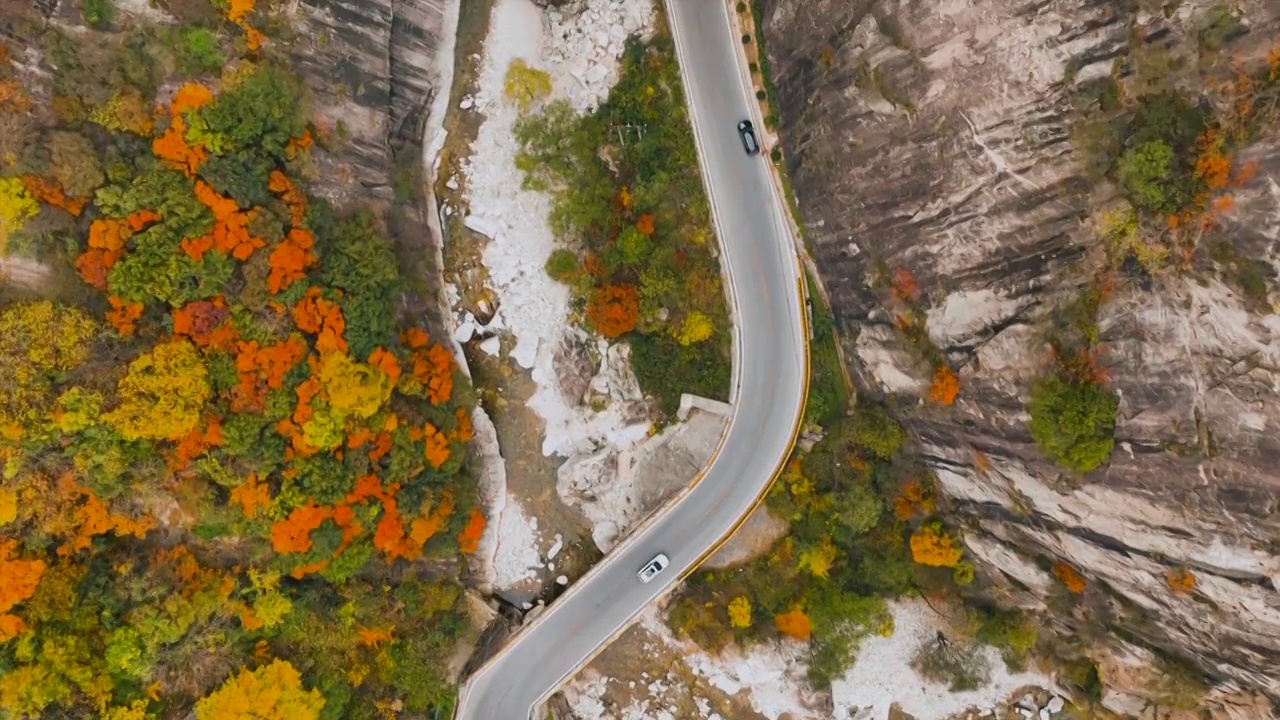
[288,0,450,201]
[759,0,1280,702]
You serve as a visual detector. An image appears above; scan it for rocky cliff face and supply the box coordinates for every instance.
[288,0,449,201]
[759,0,1280,708]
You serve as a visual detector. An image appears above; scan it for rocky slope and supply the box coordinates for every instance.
[758,0,1280,710]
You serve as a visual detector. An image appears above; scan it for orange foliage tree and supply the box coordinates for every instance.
[635,214,655,235]
[75,215,145,288]
[373,489,456,561]
[889,267,920,303]
[231,336,307,413]
[260,172,316,293]
[1052,561,1086,594]
[270,502,331,554]
[1166,568,1196,594]
[892,478,934,521]
[56,478,152,557]
[419,423,450,469]
[457,508,485,554]
[403,328,456,405]
[0,540,45,641]
[20,175,85,216]
[230,475,272,519]
[773,609,812,641]
[928,364,959,405]
[291,288,347,354]
[586,284,639,337]
[184,182,265,261]
[171,415,224,469]
[367,347,401,387]
[173,297,238,350]
[222,0,266,52]
[105,296,144,336]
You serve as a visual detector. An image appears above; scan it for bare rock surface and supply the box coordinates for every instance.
[289,0,449,201]
[558,402,728,553]
[702,504,789,571]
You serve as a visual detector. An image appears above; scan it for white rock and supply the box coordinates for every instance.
[454,315,477,343]
[1039,710,1050,720]
[479,336,502,357]
[592,520,619,553]
[463,214,499,240]
[521,602,533,610]
[459,96,474,110]
[445,175,459,191]
[556,575,569,586]
[548,533,564,560]
[1047,697,1065,714]
[587,62,610,85]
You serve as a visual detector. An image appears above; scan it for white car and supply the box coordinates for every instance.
[637,553,670,583]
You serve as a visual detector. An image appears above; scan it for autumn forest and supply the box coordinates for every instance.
[0,0,483,717]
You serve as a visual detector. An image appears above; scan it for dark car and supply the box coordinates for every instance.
[737,119,760,155]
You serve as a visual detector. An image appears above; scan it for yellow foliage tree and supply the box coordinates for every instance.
[106,339,211,441]
[0,489,15,526]
[503,59,553,110]
[675,311,715,346]
[0,176,38,254]
[101,700,155,720]
[727,596,752,629]
[798,535,838,578]
[909,522,963,568]
[317,352,391,420]
[0,301,97,432]
[194,660,324,720]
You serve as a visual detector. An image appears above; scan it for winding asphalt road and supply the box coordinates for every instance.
[454,1,808,717]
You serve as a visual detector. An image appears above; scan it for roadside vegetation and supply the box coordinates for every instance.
[666,288,989,687]
[512,32,730,416]
[0,3,480,718]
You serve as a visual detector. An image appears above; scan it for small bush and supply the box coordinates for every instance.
[1116,141,1181,214]
[749,62,759,74]
[736,1,747,13]
[630,333,729,416]
[755,89,767,101]
[82,0,115,27]
[742,34,752,45]
[1028,374,1117,473]
[1197,4,1242,52]
[175,27,225,77]
[544,248,579,283]
[770,148,782,162]
[845,402,905,459]
[974,607,1037,668]
[503,59,553,111]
